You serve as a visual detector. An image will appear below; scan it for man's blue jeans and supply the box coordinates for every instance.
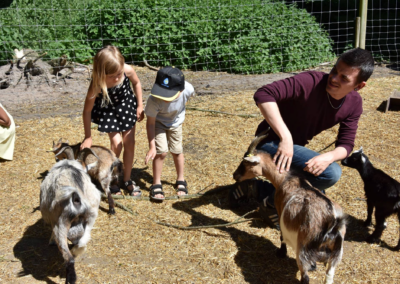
[255,140,342,207]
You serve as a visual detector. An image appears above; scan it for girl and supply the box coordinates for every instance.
[81,45,144,196]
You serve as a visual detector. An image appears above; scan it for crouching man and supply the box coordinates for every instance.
[230,48,374,229]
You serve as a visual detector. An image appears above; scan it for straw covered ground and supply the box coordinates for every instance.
[0,67,399,283]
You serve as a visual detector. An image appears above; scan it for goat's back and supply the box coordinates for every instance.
[40,160,101,227]
[277,175,345,245]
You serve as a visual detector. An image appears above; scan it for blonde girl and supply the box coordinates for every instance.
[81,45,144,196]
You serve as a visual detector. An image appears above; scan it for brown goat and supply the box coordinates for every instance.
[49,138,123,215]
[233,130,346,284]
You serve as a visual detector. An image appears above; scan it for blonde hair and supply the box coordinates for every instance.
[92,45,125,106]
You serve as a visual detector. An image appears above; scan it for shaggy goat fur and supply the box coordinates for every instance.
[40,159,101,284]
[49,138,123,215]
[233,131,346,284]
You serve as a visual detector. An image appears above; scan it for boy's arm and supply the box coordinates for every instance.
[145,116,157,164]
[81,81,97,150]
[125,64,144,122]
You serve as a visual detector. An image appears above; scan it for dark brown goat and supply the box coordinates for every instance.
[233,130,346,284]
[49,138,123,215]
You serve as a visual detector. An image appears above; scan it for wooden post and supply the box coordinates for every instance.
[359,0,368,49]
[355,17,361,48]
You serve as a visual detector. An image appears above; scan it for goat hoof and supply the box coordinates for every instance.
[108,208,116,215]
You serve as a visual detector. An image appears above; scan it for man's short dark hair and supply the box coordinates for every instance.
[338,48,374,83]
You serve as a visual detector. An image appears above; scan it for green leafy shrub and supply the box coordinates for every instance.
[0,0,335,73]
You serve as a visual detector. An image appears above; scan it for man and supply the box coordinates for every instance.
[230,48,374,229]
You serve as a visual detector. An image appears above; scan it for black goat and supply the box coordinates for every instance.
[342,147,400,250]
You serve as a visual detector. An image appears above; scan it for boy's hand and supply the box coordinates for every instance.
[145,148,156,165]
[80,137,92,150]
[137,105,144,122]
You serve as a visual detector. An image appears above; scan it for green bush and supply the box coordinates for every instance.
[0,0,335,73]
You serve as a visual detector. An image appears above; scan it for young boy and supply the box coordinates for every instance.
[144,66,195,201]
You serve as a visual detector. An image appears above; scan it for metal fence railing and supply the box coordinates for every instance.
[0,0,398,77]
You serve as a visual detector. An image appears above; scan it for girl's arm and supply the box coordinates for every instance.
[145,116,157,164]
[81,81,98,150]
[0,106,11,127]
[124,64,144,122]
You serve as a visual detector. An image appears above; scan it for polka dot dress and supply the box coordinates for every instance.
[91,75,138,133]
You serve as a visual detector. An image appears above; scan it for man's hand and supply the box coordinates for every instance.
[80,137,92,150]
[304,152,334,176]
[274,138,293,173]
[145,148,156,165]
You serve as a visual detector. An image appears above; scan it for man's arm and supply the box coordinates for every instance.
[304,147,347,176]
[258,101,293,173]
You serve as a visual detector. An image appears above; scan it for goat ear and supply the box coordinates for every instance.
[65,139,69,144]
[57,138,62,144]
[359,146,363,153]
[243,155,260,164]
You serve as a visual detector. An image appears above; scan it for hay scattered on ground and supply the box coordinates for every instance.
[0,74,399,283]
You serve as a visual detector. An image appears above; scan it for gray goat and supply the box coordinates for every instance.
[233,130,346,284]
[49,138,123,214]
[40,149,101,284]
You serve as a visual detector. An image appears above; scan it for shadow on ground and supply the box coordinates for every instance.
[13,219,65,283]
[171,184,299,284]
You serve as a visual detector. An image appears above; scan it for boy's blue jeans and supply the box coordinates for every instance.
[255,140,342,207]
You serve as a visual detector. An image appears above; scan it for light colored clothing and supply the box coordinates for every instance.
[144,81,195,128]
[155,124,182,154]
[0,103,16,160]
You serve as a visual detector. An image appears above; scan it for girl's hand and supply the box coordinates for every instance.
[145,148,156,165]
[80,137,92,150]
[137,105,144,122]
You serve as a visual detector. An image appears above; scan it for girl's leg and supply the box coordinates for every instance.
[108,132,123,158]
[108,132,123,195]
[121,126,141,196]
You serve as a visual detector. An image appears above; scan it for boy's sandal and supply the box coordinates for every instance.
[110,184,122,195]
[149,184,165,201]
[174,180,188,195]
[124,180,142,197]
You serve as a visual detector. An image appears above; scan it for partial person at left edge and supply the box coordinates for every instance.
[0,102,16,161]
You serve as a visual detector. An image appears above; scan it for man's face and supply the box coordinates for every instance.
[326,59,365,100]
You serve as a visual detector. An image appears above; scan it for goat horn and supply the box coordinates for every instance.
[77,148,100,162]
[245,127,270,156]
[55,146,75,160]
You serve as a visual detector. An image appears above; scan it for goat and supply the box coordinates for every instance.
[233,129,346,284]
[49,138,123,215]
[40,149,101,284]
[342,147,400,250]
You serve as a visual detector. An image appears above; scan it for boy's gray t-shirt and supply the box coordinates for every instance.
[144,81,195,128]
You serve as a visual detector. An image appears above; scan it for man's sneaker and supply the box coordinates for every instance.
[258,202,280,230]
[228,179,257,208]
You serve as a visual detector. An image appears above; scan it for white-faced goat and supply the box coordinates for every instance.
[49,139,123,214]
[233,130,346,284]
[342,147,400,250]
[40,149,101,284]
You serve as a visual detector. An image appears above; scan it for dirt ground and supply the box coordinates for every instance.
[0,59,400,284]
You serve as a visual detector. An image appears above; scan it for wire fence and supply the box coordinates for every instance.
[0,0,399,76]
